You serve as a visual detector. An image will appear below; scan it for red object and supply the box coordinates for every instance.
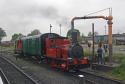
[80,59,89,64]
[15,39,23,54]
[61,63,66,69]
[45,37,89,70]
[18,39,22,49]
[46,38,70,59]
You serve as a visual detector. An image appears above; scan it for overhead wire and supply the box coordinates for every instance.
[84,7,112,16]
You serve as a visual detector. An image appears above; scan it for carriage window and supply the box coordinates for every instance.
[27,39,30,48]
[35,38,39,45]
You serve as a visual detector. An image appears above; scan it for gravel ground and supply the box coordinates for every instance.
[0,52,80,84]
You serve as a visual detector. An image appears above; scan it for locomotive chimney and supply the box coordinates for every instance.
[71,31,78,43]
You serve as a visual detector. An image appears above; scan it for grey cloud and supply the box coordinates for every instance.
[2,4,70,27]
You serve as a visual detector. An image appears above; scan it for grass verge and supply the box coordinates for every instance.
[110,53,125,82]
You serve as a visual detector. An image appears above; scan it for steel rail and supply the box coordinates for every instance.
[0,56,39,84]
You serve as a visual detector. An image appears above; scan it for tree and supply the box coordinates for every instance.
[123,33,125,35]
[0,28,6,43]
[81,33,85,38]
[88,32,92,36]
[88,31,98,36]
[28,29,41,36]
[94,31,99,36]
[11,33,23,41]
[81,33,85,41]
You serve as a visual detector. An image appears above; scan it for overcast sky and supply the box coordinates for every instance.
[0,0,125,41]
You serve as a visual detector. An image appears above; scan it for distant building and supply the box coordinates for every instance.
[1,41,14,46]
[85,34,125,44]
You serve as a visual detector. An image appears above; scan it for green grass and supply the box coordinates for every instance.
[84,48,97,57]
[100,53,125,82]
[110,54,125,81]
[112,53,125,61]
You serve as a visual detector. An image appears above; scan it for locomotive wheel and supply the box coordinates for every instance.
[35,55,41,64]
[51,59,57,68]
[46,58,52,64]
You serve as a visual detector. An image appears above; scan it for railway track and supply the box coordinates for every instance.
[0,56,38,84]
[71,69,123,84]
[0,68,10,84]
[92,63,114,72]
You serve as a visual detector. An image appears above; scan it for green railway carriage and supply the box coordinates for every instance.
[21,34,43,58]
[20,33,60,60]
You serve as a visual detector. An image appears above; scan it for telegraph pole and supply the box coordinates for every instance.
[105,25,106,35]
[92,23,95,63]
[50,24,52,33]
[104,25,107,43]
[59,24,61,36]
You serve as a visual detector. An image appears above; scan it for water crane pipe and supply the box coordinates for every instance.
[71,15,113,64]
[71,16,112,29]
